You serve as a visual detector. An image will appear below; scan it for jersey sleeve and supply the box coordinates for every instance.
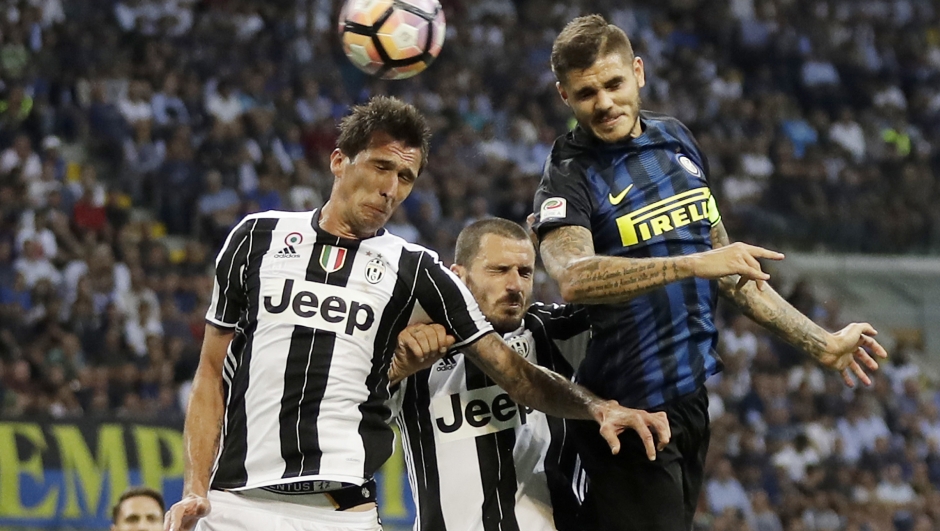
[413,251,493,348]
[531,154,594,240]
[205,217,255,328]
[526,302,590,341]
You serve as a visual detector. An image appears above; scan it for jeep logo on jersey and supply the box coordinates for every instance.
[431,386,534,443]
[262,279,375,335]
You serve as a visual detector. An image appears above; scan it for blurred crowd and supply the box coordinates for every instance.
[0,0,938,529]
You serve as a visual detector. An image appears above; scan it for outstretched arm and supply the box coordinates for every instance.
[464,332,670,460]
[165,324,231,531]
[710,221,887,386]
[538,224,783,304]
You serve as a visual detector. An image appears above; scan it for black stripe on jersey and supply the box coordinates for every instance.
[212,217,277,489]
[627,154,677,404]
[660,148,710,384]
[528,311,581,531]
[403,369,447,531]
[306,236,360,286]
[213,219,254,325]
[476,430,521,531]
[359,249,421,477]
[415,252,488,346]
[280,328,337,478]
[464,352,519,531]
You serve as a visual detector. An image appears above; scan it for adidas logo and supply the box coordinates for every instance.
[435,354,457,372]
[274,245,300,258]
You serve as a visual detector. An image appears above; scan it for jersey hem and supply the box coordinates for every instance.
[451,327,493,351]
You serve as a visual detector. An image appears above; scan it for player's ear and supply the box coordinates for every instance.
[555,81,569,107]
[329,148,346,179]
[633,56,646,89]
[450,263,467,281]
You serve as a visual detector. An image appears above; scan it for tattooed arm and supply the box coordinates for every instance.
[463,332,670,459]
[711,221,887,386]
[539,225,784,304]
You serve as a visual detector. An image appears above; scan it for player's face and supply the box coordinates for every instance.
[111,496,163,531]
[330,131,422,237]
[457,235,535,335]
[557,52,646,143]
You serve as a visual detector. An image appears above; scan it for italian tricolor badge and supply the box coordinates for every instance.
[319,245,347,273]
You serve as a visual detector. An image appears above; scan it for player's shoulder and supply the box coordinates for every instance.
[385,236,443,263]
[642,111,700,145]
[641,110,693,135]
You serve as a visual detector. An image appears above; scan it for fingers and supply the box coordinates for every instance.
[841,368,855,388]
[861,334,888,360]
[650,411,671,450]
[164,510,180,531]
[430,324,455,353]
[633,422,656,461]
[741,244,785,261]
[399,333,424,357]
[739,252,771,281]
[854,344,880,371]
[598,422,622,455]
[849,358,872,386]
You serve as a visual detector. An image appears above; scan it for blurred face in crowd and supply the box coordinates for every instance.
[556,51,646,142]
[329,131,420,238]
[452,234,535,334]
[111,495,162,531]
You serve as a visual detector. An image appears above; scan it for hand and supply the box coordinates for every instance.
[164,494,210,531]
[592,400,671,460]
[691,242,785,290]
[817,322,888,387]
[388,323,455,384]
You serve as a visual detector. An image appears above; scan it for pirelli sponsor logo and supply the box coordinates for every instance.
[615,187,721,247]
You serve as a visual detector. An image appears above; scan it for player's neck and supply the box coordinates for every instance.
[318,201,375,240]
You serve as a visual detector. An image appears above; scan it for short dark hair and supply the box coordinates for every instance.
[336,96,431,172]
[455,218,531,267]
[551,15,634,84]
[111,486,165,523]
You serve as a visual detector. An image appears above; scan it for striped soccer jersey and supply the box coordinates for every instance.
[393,303,588,531]
[533,111,723,409]
[205,209,492,490]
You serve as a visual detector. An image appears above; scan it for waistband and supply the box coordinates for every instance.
[239,478,377,511]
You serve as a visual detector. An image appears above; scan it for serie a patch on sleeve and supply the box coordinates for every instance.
[540,197,567,220]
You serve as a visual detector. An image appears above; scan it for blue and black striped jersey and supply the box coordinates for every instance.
[533,111,723,409]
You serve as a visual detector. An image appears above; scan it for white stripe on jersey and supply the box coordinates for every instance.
[206,210,492,490]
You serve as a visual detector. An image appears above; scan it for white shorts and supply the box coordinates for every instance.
[194,490,383,531]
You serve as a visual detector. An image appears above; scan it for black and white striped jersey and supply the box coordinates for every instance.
[205,209,492,491]
[393,303,589,531]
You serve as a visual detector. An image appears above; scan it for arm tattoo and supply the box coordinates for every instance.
[540,225,689,304]
[711,223,830,358]
[463,333,599,420]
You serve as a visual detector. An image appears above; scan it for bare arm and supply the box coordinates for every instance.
[463,332,671,459]
[711,221,887,385]
[539,224,782,304]
[165,324,232,531]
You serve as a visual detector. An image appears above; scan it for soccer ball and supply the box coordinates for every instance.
[339,0,445,80]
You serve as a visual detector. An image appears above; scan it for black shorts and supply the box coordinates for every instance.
[572,386,710,531]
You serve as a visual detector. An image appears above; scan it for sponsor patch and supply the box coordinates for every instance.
[540,197,567,220]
